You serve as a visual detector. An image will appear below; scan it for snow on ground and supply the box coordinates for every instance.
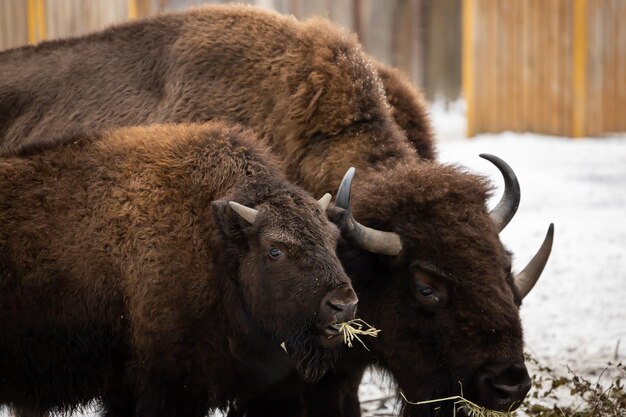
[2,108,625,416]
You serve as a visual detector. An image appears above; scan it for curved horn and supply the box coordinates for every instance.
[228,201,259,225]
[515,223,554,299]
[335,167,403,256]
[480,154,521,232]
[318,193,332,211]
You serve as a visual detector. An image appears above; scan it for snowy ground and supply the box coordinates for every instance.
[2,108,625,416]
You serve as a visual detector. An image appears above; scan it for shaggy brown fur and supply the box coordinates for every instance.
[0,122,357,416]
[376,62,436,160]
[0,6,530,416]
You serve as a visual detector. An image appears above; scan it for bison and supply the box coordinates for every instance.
[0,122,358,416]
[375,62,436,161]
[0,5,553,416]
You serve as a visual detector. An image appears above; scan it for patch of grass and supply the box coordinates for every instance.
[521,356,625,417]
[394,357,625,417]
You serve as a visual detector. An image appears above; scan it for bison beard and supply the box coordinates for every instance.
[281,317,339,382]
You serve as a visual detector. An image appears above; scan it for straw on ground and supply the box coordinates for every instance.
[399,391,516,417]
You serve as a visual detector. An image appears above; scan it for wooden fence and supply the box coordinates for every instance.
[0,0,462,104]
[464,0,626,138]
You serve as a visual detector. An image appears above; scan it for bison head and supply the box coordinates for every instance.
[211,184,358,381]
[333,155,553,415]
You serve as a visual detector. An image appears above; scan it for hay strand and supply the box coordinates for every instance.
[338,319,381,350]
[399,391,517,417]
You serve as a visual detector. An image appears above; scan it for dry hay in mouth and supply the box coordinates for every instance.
[338,319,381,350]
[279,319,380,353]
[400,391,517,417]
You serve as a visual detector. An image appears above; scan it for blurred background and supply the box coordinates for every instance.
[1,1,625,415]
[2,0,624,138]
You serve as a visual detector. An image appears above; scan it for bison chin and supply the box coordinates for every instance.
[280,317,339,382]
[392,368,470,417]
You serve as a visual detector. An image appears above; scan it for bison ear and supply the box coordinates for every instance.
[211,200,248,243]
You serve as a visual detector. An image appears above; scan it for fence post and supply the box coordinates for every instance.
[128,0,138,20]
[572,0,588,138]
[27,0,46,44]
[462,0,475,137]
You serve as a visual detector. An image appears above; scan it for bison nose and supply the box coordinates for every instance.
[324,286,358,322]
[327,298,358,323]
[476,362,531,411]
[317,286,358,346]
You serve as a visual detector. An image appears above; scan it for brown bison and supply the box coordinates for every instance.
[0,122,359,416]
[0,5,553,416]
[375,62,436,161]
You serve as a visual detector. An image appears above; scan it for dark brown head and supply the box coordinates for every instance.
[211,183,357,380]
[333,156,553,415]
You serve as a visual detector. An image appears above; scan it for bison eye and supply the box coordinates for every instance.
[268,247,283,260]
[418,287,433,297]
[414,282,439,310]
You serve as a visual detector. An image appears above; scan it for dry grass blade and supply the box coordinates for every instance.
[399,391,517,417]
[338,319,381,350]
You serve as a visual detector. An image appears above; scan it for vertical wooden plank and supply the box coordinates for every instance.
[529,0,537,133]
[619,0,626,132]
[0,1,6,50]
[495,0,505,133]
[476,0,487,135]
[2,0,13,49]
[572,0,587,137]
[37,0,46,41]
[609,0,620,133]
[536,0,546,134]
[511,0,522,133]
[394,0,415,79]
[548,0,559,135]
[353,0,365,45]
[520,0,529,132]
[584,0,593,136]
[1,0,11,50]
[463,0,476,137]
[482,0,494,133]
[529,0,539,133]
[44,0,55,41]
[560,0,571,136]
[505,0,515,132]
[27,0,37,44]
[601,0,614,134]
[26,0,45,43]
[534,0,543,134]
[129,0,138,19]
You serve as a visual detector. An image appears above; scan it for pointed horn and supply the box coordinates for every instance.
[228,201,259,225]
[515,223,555,299]
[335,167,403,256]
[480,154,521,232]
[318,193,332,211]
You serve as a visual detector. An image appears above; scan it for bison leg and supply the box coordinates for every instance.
[226,374,306,417]
[132,378,210,417]
[302,366,365,417]
[101,389,135,417]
